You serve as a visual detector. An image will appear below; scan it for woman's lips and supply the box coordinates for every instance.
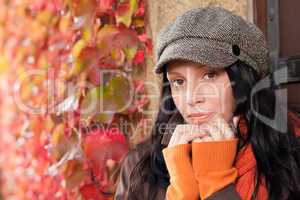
[187,112,215,123]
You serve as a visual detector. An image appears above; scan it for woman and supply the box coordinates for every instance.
[114,7,300,200]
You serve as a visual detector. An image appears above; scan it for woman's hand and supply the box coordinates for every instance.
[168,113,240,147]
[192,113,240,142]
[167,124,210,148]
[163,113,241,199]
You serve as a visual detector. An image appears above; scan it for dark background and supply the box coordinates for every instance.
[254,0,300,112]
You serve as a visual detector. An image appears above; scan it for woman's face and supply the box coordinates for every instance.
[166,59,236,125]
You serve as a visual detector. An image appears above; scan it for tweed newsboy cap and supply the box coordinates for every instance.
[154,6,269,76]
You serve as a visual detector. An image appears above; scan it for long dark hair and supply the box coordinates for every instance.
[127,59,300,200]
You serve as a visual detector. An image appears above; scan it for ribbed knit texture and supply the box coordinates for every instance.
[162,110,300,200]
[192,138,238,199]
[162,139,267,200]
[163,144,199,200]
[192,138,238,171]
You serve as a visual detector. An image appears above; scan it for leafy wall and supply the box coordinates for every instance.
[0,0,151,199]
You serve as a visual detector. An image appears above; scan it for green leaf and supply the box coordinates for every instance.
[108,76,130,111]
[80,76,131,123]
[68,42,100,78]
[80,86,100,122]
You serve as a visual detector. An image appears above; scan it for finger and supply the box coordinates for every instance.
[201,135,213,142]
[170,124,209,145]
[192,135,213,143]
[204,114,224,140]
[184,131,210,143]
[192,138,203,142]
[208,122,223,140]
[211,114,235,140]
[188,124,211,142]
[183,124,209,138]
[223,121,235,139]
[175,124,208,137]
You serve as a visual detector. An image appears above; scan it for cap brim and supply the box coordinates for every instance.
[154,38,238,74]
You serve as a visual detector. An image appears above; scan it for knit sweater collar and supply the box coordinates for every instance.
[160,110,256,177]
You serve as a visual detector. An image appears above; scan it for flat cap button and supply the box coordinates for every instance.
[232,44,240,56]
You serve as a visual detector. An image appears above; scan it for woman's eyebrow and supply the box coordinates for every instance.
[167,71,185,76]
[196,67,219,74]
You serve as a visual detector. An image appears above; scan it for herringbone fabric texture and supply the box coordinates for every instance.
[154,6,269,76]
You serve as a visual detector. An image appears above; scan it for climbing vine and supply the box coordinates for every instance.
[0,0,152,199]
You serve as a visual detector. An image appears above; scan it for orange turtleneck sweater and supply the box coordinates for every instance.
[163,138,269,200]
[162,111,300,200]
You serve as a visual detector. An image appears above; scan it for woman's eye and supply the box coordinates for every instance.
[203,71,217,80]
[170,79,185,88]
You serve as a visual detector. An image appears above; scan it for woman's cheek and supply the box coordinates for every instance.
[218,89,235,122]
[172,91,186,113]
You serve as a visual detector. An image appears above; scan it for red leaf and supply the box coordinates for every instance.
[31,0,63,12]
[80,184,105,200]
[134,80,145,92]
[99,0,115,12]
[116,2,130,16]
[134,1,145,17]
[138,34,153,54]
[83,128,129,188]
[87,67,102,86]
[133,49,144,65]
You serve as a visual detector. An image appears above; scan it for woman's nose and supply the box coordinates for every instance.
[186,85,205,106]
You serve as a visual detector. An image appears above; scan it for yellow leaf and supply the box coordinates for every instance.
[59,13,71,33]
[37,54,50,70]
[116,0,138,27]
[82,26,92,41]
[0,55,9,75]
[68,39,87,78]
[71,39,86,58]
[52,123,65,146]
[45,115,55,133]
[123,46,138,61]
[132,18,144,28]
[68,59,84,78]
[36,10,52,25]
[111,48,125,66]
